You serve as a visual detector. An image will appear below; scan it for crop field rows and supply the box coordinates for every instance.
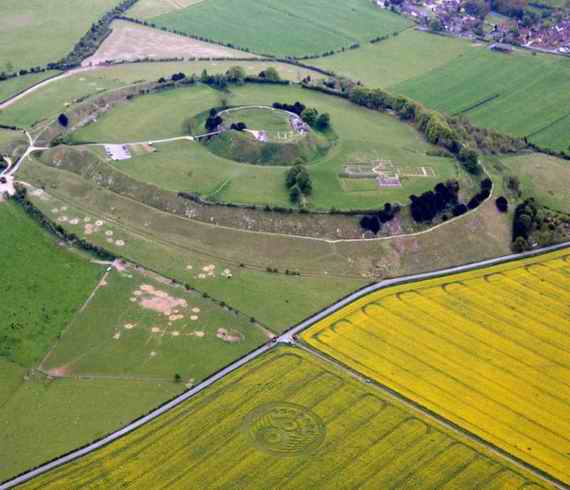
[303,249,570,484]
[20,349,549,489]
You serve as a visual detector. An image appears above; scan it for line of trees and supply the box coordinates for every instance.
[272,101,306,116]
[53,0,140,69]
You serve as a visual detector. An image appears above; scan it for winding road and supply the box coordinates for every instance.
[2,241,569,490]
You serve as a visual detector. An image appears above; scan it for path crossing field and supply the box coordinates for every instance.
[19,348,551,489]
[303,248,570,484]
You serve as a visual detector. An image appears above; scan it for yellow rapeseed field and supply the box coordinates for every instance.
[22,348,549,489]
[303,249,570,485]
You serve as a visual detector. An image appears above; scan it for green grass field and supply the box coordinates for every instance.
[500,152,570,213]
[0,129,28,161]
[0,201,102,368]
[312,30,471,87]
[393,48,570,151]
[19,154,512,331]
[70,83,463,210]
[21,348,549,489]
[42,266,268,382]
[0,374,181,482]
[127,0,216,18]
[72,85,220,143]
[0,73,124,129]
[222,107,292,133]
[0,0,121,70]
[0,71,60,103]
[0,62,321,129]
[148,0,411,57]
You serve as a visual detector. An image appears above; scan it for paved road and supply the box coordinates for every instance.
[2,240,569,489]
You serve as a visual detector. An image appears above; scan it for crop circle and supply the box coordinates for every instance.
[243,401,326,456]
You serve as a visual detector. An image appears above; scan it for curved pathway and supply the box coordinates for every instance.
[0,68,97,111]
[2,241,569,490]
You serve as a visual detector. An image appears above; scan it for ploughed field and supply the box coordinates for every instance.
[303,249,570,484]
[21,349,549,489]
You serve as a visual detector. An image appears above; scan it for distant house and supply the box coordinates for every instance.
[489,42,513,53]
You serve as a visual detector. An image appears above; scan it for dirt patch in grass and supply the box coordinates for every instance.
[216,328,242,343]
[137,284,188,315]
[83,20,256,66]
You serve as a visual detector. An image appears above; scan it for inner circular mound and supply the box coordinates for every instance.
[198,106,331,166]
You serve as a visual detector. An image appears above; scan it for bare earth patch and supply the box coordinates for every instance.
[83,20,256,66]
[136,284,188,315]
[216,328,243,343]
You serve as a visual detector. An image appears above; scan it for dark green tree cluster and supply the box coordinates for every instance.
[205,108,223,132]
[258,67,281,81]
[467,178,492,210]
[410,181,460,223]
[359,203,400,234]
[301,108,331,130]
[225,66,246,84]
[286,164,312,204]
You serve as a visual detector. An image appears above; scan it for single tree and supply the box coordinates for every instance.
[225,66,246,84]
[301,108,318,127]
[58,113,69,127]
[496,196,509,213]
[262,67,280,81]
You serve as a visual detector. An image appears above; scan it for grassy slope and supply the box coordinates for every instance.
[222,107,292,132]
[0,359,26,407]
[0,74,124,129]
[0,202,102,368]
[72,85,220,143]
[75,84,462,209]
[19,161,368,330]
[0,0,121,70]
[42,268,268,381]
[393,48,570,151]
[149,0,410,57]
[312,30,471,87]
[19,156,512,331]
[0,376,181,482]
[0,71,61,103]
[0,61,321,129]
[500,152,570,213]
[0,129,28,160]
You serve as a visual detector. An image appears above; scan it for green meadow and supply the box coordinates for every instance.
[149,0,411,57]
[393,48,570,151]
[0,0,121,70]
[0,202,102,368]
[70,83,463,210]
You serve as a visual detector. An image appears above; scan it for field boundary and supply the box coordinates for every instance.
[2,241,569,490]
